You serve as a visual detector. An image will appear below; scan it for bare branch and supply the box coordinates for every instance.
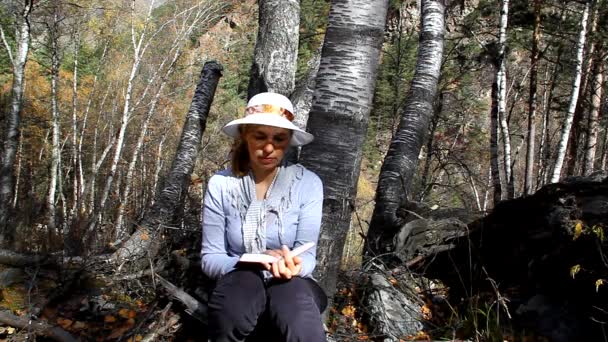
[0,24,14,66]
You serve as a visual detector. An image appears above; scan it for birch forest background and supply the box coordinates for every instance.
[0,0,607,341]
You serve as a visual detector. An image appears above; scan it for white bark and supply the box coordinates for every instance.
[113,2,222,239]
[299,0,389,298]
[583,58,603,175]
[150,122,168,208]
[525,0,541,195]
[248,0,301,98]
[69,26,80,223]
[551,2,590,183]
[76,44,109,215]
[90,0,157,235]
[497,0,513,198]
[46,8,61,233]
[12,134,22,209]
[0,0,33,246]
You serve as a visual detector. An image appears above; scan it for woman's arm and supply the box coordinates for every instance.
[294,171,324,277]
[201,174,240,280]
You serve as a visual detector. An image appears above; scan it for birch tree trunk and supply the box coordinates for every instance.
[0,0,33,247]
[113,4,211,239]
[497,0,513,199]
[46,7,61,233]
[75,44,109,216]
[247,0,300,98]
[365,0,445,257]
[69,26,81,223]
[87,0,156,238]
[524,0,541,196]
[582,52,603,175]
[113,61,223,264]
[566,3,599,176]
[12,134,23,209]
[299,0,389,298]
[490,68,503,205]
[550,2,590,183]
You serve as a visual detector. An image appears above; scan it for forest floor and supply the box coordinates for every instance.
[0,265,436,341]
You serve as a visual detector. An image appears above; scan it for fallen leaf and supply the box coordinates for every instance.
[57,317,73,329]
[421,304,432,320]
[118,308,131,319]
[573,221,583,240]
[108,324,132,339]
[104,315,117,323]
[73,321,87,330]
[570,264,581,279]
[140,231,149,241]
[341,305,356,317]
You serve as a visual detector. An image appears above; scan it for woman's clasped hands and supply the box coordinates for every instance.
[263,245,302,279]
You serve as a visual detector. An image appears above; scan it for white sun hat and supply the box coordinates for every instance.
[221,92,314,146]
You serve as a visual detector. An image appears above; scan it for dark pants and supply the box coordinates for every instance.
[207,269,327,342]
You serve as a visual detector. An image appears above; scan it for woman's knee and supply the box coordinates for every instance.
[266,278,326,341]
[208,270,267,340]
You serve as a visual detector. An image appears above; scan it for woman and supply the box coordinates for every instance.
[201,92,327,342]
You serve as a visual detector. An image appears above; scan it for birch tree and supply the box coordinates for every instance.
[550,2,590,183]
[247,0,300,98]
[113,4,215,239]
[365,0,446,256]
[87,0,157,237]
[46,4,62,233]
[0,0,34,247]
[299,0,389,298]
[582,50,604,175]
[497,0,512,199]
[524,0,542,196]
[114,61,223,264]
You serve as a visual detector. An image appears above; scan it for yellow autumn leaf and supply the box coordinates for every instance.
[596,279,605,292]
[573,221,583,240]
[570,264,581,279]
[592,225,605,241]
[341,305,356,317]
[118,308,129,318]
[57,317,73,329]
[421,304,432,320]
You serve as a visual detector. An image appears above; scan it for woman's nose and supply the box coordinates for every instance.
[263,142,274,153]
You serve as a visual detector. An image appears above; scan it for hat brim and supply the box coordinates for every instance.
[222,114,314,146]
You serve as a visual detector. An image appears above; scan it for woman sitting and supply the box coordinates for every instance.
[201,92,327,342]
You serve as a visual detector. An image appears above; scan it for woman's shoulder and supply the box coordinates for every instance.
[289,163,322,188]
[206,169,239,191]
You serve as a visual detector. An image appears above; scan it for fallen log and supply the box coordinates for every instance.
[0,310,77,342]
[155,274,207,323]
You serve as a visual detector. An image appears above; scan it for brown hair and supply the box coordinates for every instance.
[231,126,252,177]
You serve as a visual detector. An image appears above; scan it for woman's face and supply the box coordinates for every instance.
[244,125,291,174]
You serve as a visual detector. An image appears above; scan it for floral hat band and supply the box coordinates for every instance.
[245,104,295,122]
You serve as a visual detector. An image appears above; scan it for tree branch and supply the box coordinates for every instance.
[0,310,78,342]
[0,24,14,66]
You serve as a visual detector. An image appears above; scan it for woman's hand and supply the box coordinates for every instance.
[263,246,303,279]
